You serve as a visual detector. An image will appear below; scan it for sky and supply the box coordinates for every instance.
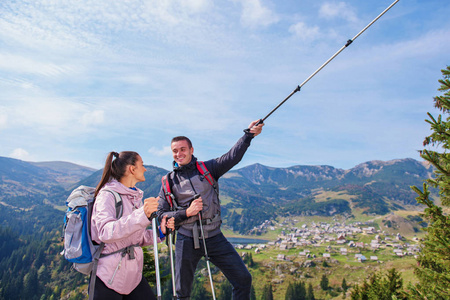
[0,0,449,171]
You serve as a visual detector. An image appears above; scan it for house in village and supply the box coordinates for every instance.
[363,227,376,234]
[299,249,311,256]
[355,242,365,248]
[394,249,404,257]
[355,254,367,262]
[279,239,295,250]
[406,245,420,255]
[336,234,347,244]
[370,240,381,249]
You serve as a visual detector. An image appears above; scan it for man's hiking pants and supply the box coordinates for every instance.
[175,232,252,300]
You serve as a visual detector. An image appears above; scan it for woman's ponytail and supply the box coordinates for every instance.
[94,152,115,198]
[94,151,140,198]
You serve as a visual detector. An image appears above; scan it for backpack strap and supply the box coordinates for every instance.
[162,173,186,211]
[87,189,123,239]
[105,189,123,219]
[196,161,219,196]
[161,174,175,209]
[88,189,123,300]
[88,243,104,300]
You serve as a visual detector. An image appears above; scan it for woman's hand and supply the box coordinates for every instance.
[144,196,159,219]
[160,215,175,235]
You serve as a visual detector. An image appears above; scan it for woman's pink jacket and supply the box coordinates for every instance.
[91,179,162,295]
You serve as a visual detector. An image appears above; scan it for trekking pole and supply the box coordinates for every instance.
[167,228,177,300]
[194,194,216,300]
[161,175,178,299]
[245,0,400,132]
[198,211,216,300]
[151,215,162,300]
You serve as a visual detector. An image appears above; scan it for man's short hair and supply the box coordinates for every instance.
[171,136,192,148]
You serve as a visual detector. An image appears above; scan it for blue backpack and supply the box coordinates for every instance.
[63,186,123,299]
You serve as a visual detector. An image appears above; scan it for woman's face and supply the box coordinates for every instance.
[132,155,147,182]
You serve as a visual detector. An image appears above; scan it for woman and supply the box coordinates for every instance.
[91,151,174,299]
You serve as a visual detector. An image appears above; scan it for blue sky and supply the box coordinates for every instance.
[0,0,448,171]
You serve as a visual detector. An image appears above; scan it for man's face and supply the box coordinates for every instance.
[171,140,194,166]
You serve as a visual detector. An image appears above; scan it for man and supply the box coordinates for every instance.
[157,120,263,300]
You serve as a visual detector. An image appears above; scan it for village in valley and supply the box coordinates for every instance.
[233,216,422,264]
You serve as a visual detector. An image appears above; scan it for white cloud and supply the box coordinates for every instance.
[319,2,358,23]
[289,22,320,41]
[10,148,30,160]
[0,112,7,130]
[178,0,211,14]
[0,77,36,90]
[81,110,105,127]
[0,10,101,55]
[237,0,279,29]
[148,146,172,157]
[327,28,450,75]
[0,52,78,77]
[6,98,109,138]
[0,0,231,66]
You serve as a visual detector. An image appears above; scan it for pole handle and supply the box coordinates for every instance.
[243,118,264,134]
[148,211,157,221]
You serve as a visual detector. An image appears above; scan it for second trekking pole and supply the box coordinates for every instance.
[197,209,216,300]
[152,217,162,300]
[167,229,177,299]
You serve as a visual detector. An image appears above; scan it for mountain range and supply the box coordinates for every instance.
[0,156,433,234]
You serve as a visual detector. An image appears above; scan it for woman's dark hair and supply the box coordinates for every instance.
[94,151,140,198]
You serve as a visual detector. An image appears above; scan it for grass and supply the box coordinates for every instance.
[227,207,243,214]
[313,190,357,203]
[219,195,233,205]
[232,243,418,299]
[52,204,67,212]
[394,210,423,217]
